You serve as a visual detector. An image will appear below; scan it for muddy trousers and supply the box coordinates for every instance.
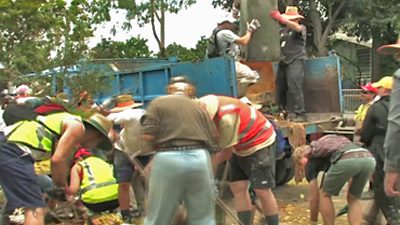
[276,59,305,115]
[368,157,400,225]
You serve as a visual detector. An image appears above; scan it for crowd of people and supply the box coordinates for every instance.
[0,73,282,225]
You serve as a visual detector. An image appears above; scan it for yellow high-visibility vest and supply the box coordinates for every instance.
[7,112,81,153]
[78,156,118,204]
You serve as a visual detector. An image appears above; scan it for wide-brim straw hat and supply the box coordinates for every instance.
[198,95,219,119]
[281,6,305,20]
[83,113,113,151]
[110,95,143,113]
[377,38,400,55]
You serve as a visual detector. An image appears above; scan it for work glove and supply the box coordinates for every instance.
[247,19,261,33]
[270,10,288,24]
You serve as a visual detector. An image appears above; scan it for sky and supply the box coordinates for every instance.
[89,0,230,52]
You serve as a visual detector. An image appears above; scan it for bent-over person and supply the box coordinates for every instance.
[0,112,113,225]
[141,93,218,225]
[293,134,375,225]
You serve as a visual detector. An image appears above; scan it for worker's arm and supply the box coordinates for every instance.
[234,19,260,46]
[270,10,304,33]
[211,147,233,173]
[67,164,82,195]
[51,119,85,187]
[308,179,320,223]
[284,20,303,33]
[360,106,376,146]
[234,32,253,46]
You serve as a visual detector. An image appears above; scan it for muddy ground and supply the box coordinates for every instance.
[1,178,380,225]
[273,179,350,225]
[268,178,383,225]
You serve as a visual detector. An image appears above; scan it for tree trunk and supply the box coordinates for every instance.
[371,29,383,81]
[160,0,166,57]
[309,0,325,56]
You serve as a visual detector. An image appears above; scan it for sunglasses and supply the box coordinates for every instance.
[361,90,374,94]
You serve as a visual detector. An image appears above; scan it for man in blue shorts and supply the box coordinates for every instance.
[0,113,113,225]
[106,94,151,223]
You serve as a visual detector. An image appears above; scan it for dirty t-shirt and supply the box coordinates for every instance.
[141,95,218,151]
[216,29,241,60]
[107,108,152,155]
[280,25,307,64]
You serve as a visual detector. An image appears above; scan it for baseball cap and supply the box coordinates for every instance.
[361,83,378,94]
[371,76,393,90]
[217,14,237,25]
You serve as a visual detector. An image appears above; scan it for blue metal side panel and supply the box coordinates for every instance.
[303,55,342,113]
[96,65,174,105]
[95,57,238,105]
[170,57,237,98]
[272,54,342,113]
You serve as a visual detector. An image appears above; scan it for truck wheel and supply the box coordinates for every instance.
[275,157,294,186]
[275,159,286,186]
[281,166,295,185]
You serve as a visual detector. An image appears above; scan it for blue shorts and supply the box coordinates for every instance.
[113,150,151,183]
[0,133,46,212]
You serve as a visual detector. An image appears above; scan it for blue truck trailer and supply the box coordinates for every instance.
[52,53,342,185]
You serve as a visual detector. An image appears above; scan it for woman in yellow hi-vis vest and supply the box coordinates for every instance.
[67,148,119,213]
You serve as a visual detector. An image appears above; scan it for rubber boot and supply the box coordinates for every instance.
[237,210,252,225]
[263,214,279,225]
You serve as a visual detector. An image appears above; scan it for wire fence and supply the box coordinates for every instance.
[342,89,362,113]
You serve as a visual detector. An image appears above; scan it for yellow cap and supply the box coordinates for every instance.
[372,76,393,90]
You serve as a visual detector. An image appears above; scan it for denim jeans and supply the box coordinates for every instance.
[144,149,216,225]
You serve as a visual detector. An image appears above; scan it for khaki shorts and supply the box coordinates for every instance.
[322,156,376,198]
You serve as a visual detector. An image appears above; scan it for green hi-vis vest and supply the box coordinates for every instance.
[79,156,118,204]
[6,112,81,153]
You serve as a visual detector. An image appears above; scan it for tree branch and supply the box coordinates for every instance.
[150,0,161,50]
[321,0,346,47]
[309,0,322,51]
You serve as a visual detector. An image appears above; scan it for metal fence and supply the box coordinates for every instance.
[342,89,362,113]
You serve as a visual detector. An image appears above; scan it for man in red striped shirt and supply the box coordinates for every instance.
[199,95,279,225]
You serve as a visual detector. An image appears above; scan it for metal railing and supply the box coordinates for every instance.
[342,89,362,113]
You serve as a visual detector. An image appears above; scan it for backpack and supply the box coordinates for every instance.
[206,28,224,58]
[3,97,67,126]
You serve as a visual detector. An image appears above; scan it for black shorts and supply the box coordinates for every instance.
[83,199,119,213]
[229,142,276,189]
[0,133,46,212]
